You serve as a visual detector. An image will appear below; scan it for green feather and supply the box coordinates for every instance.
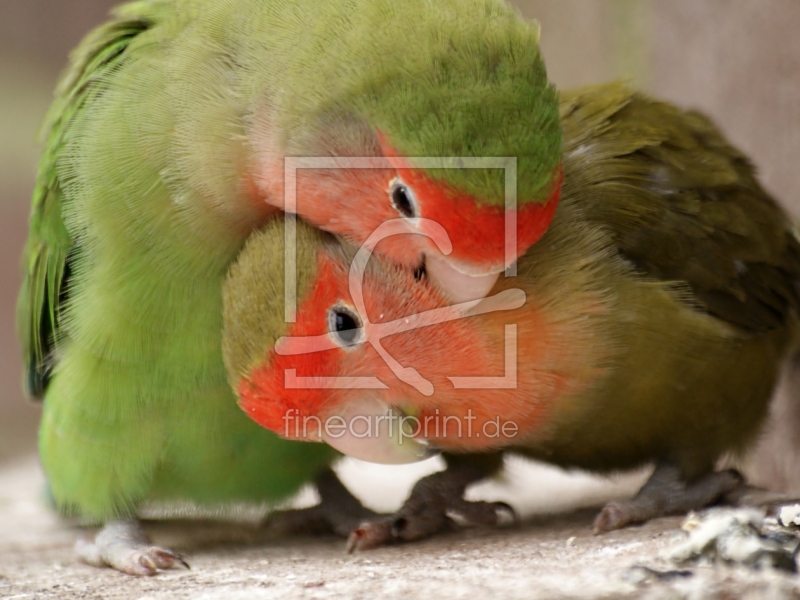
[559,82,800,333]
[18,6,154,397]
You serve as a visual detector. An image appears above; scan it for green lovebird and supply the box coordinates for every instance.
[222,83,800,550]
[15,0,560,574]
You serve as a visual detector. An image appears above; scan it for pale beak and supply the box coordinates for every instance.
[425,253,501,303]
[320,398,436,465]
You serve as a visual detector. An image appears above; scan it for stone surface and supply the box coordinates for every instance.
[3,456,800,599]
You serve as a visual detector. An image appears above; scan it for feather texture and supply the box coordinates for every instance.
[19,0,338,520]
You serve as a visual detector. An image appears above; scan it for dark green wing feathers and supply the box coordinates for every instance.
[17,4,155,399]
[560,83,800,333]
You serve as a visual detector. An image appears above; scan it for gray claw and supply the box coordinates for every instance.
[346,520,394,553]
[76,520,190,576]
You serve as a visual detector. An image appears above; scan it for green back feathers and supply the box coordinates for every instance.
[559,82,800,333]
[18,1,161,398]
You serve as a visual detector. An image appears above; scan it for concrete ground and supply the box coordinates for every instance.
[3,456,800,600]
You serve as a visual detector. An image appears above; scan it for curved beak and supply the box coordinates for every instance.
[320,398,437,465]
[425,253,501,303]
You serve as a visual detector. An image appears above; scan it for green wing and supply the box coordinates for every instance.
[17,3,157,399]
[560,82,800,332]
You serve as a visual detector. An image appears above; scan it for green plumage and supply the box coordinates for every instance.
[492,83,799,477]
[513,84,800,476]
[559,83,800,334]
[17,1,337,520]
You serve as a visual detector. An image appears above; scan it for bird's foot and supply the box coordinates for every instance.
[265,468,379,538]
[347,457,514,552]
[594,463,744,534]
[76,519,189,576]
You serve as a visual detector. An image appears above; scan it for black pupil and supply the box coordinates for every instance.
[334,310,360,345]
[392,184,415,218]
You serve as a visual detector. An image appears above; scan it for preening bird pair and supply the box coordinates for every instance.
[18,0,800,575]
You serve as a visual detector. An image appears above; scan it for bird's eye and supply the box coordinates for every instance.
[389,177,418,219]
[327,305,364,348]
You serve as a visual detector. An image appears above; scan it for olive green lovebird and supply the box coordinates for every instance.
[17,0,560,575]
[222,83,800,549]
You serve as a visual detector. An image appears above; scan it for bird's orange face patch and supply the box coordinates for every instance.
[378,133,563,273]
[252,129,562,277]
[237,244,571,452]
[237,253,350,439]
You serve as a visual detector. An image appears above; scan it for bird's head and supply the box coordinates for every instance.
[249,0,562,303]
[224,218,566,465]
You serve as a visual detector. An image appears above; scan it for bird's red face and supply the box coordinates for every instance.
[252,130,562,304]
[236,240,570,465]
[236,246,454,463]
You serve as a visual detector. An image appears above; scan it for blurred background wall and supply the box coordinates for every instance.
[1,1,798,479]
